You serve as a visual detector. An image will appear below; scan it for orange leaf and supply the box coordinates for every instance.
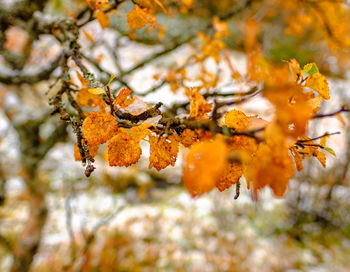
[126,5,156,30]
[77,88,103,108]
[113,88,134,109]
[95,9,110,29]
[216,162,242,192]
[149,135,179,171]
[183,137,228,197]
[74,141,99,161]
[224,109,250,132]
[189,89,212,119]
[82,30,94,42]
[107,128,142,167]
[82,111,119,146]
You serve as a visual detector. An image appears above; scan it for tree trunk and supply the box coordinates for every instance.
[10,176,48,272]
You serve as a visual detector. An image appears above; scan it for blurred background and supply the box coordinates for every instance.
[0,0,350,271]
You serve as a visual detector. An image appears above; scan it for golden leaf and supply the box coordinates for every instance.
[108,128,142,167]
[288,58,302,81]
[189,88,212,119]
[126,5,156,30]
[82,30,94,42]
[224,109,250,132]
[130,124,151,142]
[149,135,179,171]
[88,87,105,95]
[216,162,242,192]
[113,88,134,109]
[175,129,198,147]
[74,141,99,161]
[77,88,103,108]
[82,111,119,146]
[95,9,110,29]
[305,73,330,100]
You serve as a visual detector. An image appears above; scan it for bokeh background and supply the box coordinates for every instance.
[1,0,350,271]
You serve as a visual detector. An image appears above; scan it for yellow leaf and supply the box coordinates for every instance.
[305,73,330,100]
[95,9,110,29]
[126,5,156,30]
[130,124,151,142]
[316,150,326,168]
[114,88,134,109]
[174,129,198,147]
[82,30,94,42]
[88,87,105,95]
[288,58,302,81]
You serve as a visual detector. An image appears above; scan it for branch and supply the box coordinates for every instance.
[0,53,63,85]
[313,105,350,118]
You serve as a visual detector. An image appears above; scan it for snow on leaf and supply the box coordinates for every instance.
[124,96,152,116]
[149,135,179,171]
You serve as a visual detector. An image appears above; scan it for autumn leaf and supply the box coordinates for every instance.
[82,111,119,146]
[245,143,294,198]
[77,88,103,108]
[82,30,94,42]
[113,88,134,109]
[216,162,242,192]
[175,129,198,147]
[149,135,179,171]
[288,58,302,81]
[183,137,228,197]
[108,128,142,167]
[130,124,151,142]
[224,109,250,132]
[74,140,99,161]
[88,87,105,95]
[305,73,330,100]
[127,5,156,30]
[95,9,110,29]
[189,88,212,119]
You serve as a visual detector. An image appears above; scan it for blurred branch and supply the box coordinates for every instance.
[65,193,76,267]
[71,205,125,272]
[0,233,12,252]
[0,53,63,85]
